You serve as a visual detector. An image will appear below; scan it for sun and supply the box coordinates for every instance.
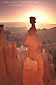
[24,10,52,24]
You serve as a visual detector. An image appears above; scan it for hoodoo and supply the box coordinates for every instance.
[23,17,54,85]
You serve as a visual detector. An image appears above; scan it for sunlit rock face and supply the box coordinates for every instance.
[24,32,42,60]
[0,25,20,84]
[0,25,7,79]
[5,42,20,81]
[23,17,54,85]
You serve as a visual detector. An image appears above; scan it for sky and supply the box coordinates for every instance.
[0,0,56,24]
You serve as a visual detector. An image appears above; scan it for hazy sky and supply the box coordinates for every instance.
[0,0,56,24]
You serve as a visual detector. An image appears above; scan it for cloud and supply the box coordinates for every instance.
[2,0,40,7]
[2,0,22,7]
[3,0,39,4]
[3,1,18,4]
[2,0,56,8]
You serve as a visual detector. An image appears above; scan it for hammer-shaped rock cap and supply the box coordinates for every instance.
[30,17,36,24]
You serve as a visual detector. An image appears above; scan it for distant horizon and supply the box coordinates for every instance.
[0,22,56,29]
